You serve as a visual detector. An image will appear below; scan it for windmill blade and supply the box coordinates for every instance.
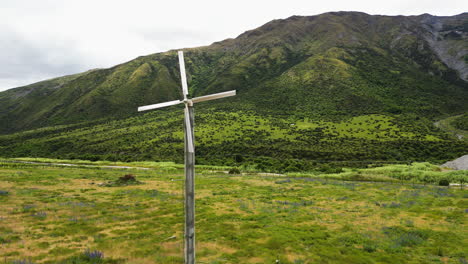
[178,51,189,99]
[184,105,195,153]
[138,100,181,112]
[191,90,236,104]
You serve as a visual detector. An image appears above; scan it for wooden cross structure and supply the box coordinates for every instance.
[137,51,236,264]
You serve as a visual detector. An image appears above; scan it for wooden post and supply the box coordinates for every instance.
[184,105,195,264]
[137,51,235,264]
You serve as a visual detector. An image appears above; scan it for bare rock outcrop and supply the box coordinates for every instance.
[441,155,468,170]
[420,13,468,81]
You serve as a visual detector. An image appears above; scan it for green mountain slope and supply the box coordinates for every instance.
[0,12,467,167]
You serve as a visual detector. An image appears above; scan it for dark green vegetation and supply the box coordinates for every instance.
[0,12,467,166]
[451,114,468,131]
[99,174,144,187]
[435,114,468,141]
[1,112,466,170]
[0,160,466,263]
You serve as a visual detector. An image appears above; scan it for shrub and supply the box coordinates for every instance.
[363,243,377,252]
[228,168,241,174]
[100,174,143,187]
[438,179,450,186]
[83,248,104,260]
[382,226,429,248]
[317,165,344,174]
[393,232,425,247]
[58,248,115,264]
[119,174,137,182]
[381,202,402,208]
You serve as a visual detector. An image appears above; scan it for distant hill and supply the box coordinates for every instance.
[0,12,467,168]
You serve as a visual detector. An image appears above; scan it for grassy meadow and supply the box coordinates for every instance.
[0,159,467,263]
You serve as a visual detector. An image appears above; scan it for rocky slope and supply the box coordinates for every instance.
[442,154,468,170]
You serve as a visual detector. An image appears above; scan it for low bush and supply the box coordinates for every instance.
[83,249,104,260]
[99,174,143,187]
[438,179,450,186]
[228,168,241,174]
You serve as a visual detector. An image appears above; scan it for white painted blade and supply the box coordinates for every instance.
[178,51,189,99]
[184,105,195,153]
[191,90,236,104]
[138,100,181,112]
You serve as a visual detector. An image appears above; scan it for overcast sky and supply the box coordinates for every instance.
[0,0,466,91]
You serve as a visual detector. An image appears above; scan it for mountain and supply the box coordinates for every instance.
[0,12,467,169]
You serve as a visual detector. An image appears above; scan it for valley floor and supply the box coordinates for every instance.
[0,160,466,263]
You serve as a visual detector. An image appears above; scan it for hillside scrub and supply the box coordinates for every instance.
[1,111,466,171]
[451,113,468,130]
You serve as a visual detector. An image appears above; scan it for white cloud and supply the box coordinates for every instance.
[0,0,467,91]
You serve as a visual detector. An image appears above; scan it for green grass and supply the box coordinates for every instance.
[0,160,466,263]
[3,157,184,169]
[288,162,468,185]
